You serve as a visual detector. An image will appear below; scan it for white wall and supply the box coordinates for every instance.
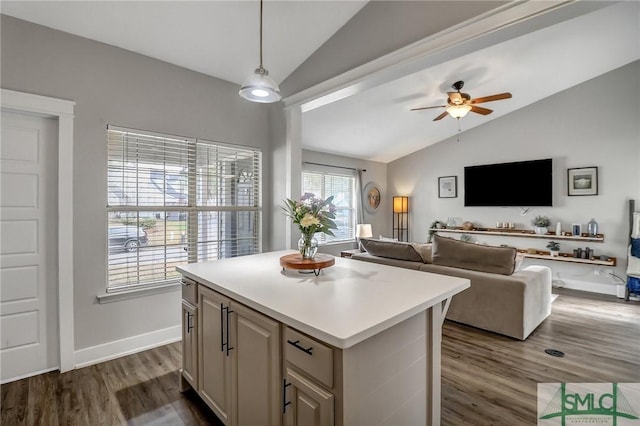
[1,16,271,357]
[302,150,388,256]
[388,61,640,294]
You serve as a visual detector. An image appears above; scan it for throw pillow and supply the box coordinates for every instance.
[410,243,433,264]
[431,234,517,275]
[379,235,399,242]
[360,238,422,262]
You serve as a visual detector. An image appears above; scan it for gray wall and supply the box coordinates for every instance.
[302,150,388,256]
[388,61,640,293]
[281,1,507,97]
[1,15,271,351]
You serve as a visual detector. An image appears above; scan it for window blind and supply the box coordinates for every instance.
[302,169,355,244]
[107,127,261,291]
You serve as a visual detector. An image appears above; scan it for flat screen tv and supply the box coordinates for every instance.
[464,158,552,207]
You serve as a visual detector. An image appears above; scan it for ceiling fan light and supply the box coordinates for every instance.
[239,67,281,103]
[446,104,472,118]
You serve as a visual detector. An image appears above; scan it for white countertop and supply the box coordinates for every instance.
[177,250,469,349]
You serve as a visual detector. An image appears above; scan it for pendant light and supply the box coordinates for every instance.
[239,0,281,103]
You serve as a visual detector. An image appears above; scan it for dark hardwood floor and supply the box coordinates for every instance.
[2,288,638,426]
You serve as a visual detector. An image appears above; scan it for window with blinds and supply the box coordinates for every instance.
[302,169,355,244]
[107,126,261,291]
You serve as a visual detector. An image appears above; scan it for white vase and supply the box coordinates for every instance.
[534,226,548,235]
[550,250,559,257]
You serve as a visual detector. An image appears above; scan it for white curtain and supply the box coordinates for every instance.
[356,169,365,224]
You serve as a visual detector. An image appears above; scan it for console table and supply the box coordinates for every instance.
[431,228,616,266]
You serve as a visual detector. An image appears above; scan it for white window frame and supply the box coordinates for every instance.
[106,126,262,293]
[301,168,356,245]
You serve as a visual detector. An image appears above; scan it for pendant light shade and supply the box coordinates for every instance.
[239,0,281,103]
[239,67,281,103]
[446,104,472,118]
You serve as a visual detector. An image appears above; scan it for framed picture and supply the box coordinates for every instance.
[438,176,457,198]
[568,167,598,196]
[363,181,381,214]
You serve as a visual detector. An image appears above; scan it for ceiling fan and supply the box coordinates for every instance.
[411,81,512,121]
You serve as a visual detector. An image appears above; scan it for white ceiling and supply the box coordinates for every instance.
[2,1,638,164]
[302,1,640,162]
[0,0,367,85]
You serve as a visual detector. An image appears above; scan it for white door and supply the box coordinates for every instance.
[0,110,59,382]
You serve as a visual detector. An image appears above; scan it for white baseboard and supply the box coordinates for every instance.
[556,278,618,296]
[74,325,181,369]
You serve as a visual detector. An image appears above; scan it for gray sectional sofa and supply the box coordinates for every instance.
[352,235,552,340]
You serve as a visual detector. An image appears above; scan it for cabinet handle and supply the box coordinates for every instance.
[186,312,193,334]
[181,278,194,287]
[282,379,291,413]
[287,339,313,355]
[220,303,224,352]
[222,305,234,357]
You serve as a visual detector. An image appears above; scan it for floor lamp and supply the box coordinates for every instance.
[392,196,409,242]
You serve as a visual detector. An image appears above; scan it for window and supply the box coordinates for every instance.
[107,126,261,291]
[302,169,355,244]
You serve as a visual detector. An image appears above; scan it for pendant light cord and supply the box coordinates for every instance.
[259,0,264,70]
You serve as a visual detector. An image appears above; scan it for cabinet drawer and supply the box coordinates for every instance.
[181,277,197,305]
[284,327,333,388]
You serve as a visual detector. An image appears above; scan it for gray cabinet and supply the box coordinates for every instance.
[284,368,334,426]
[199,285,233,424]
[181,301,198,389]
[283,327,336,426]
[195,284,281,426]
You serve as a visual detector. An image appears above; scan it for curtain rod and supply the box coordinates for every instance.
[303,161,366,172]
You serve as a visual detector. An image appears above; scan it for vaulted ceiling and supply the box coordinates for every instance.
[2,1,638,163]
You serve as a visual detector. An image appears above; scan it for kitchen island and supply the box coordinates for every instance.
[177,250,469,426]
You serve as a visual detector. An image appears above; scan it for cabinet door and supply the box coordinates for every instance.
[181,301,198,389]
[284,368,334,426]
[199,286,232,425]
[231,301,281,426]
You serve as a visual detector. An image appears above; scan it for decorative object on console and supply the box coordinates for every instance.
[462,221,474,230]
[572,223,582,236]
[546,241,560,257]
[363,182,381,214]
[283,193,337,260]
[392,196,409,242]
[427,220,445,243]
[555,222,562,236]
[531,215,551,235]
[355,224,373,251]
[446,217,457,229]
[568,166,598,196]
[438,176,457,198]
[587,218,599,237]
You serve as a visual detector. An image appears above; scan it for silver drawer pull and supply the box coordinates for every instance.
[181,278,194,287]
[287,339,313,355]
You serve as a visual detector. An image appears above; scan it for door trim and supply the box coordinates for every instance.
[1,89,75,373]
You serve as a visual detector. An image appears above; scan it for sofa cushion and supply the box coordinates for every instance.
[359,238,422,262]
[351,252,422,270]
[431,234,517,275]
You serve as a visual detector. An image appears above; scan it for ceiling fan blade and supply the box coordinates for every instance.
[470,92,512,104]
[433,111,449,121]
[470,105,493,115]
[410,105,445,111]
